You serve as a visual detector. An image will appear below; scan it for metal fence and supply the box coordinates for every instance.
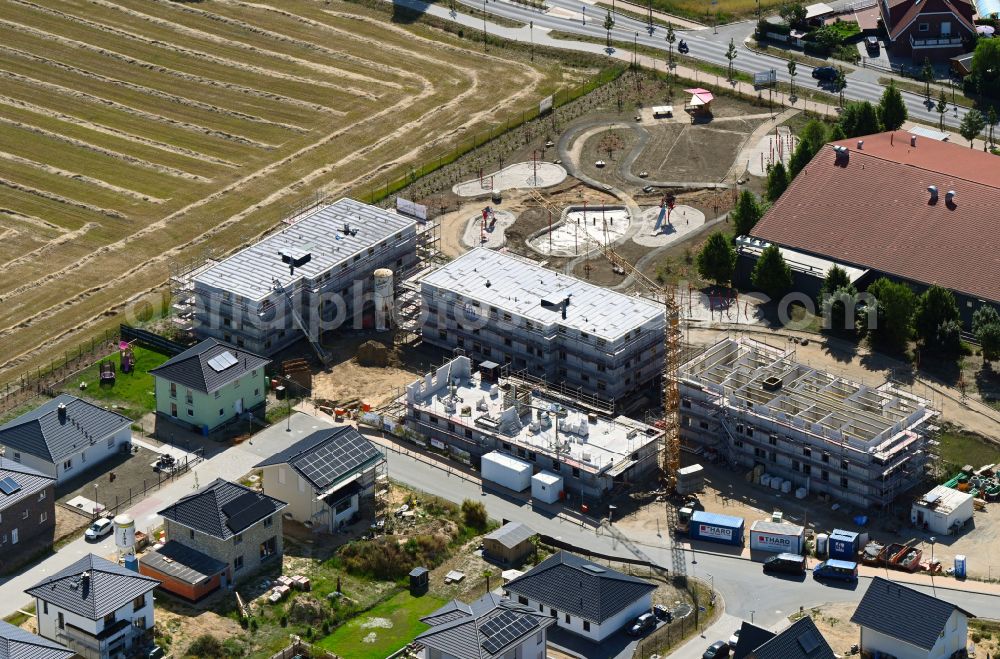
[0,328,119,417]
[270,640,340,659]
[120,324,188,356]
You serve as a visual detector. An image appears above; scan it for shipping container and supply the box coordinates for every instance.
[531,471,563,504]
[689,510,745,546]
[481,452,532,492]
[750,520,805,554]
[828,529,860,560]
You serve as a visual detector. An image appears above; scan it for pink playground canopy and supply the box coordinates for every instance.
[684,88,714,106]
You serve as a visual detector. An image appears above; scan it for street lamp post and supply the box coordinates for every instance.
[930,536,937,596]
[633,32,638,66]
[483,0,488,51]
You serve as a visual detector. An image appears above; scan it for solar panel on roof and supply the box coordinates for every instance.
[797,629,822,652]
[222,492,275,533]
[294,432,381,488]
[481,611,539,655]
[0,476,21,495]
[207,351,238,372]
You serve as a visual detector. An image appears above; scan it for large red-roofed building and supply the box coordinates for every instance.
[745,130,1000,328]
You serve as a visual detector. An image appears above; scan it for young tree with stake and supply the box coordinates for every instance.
[604,10,615,48]
[725,38,738,81]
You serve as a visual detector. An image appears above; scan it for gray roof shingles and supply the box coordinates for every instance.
[484,522,535,550]
[149,339,269,394]
[25,554,159,621]
[0,395,131,464]
[0,620,74,659]
[850,576,974,651]
[416,593,554,659]
[157,478,286,540]
[0,462,54,512]
[253,426,382,492]
[732,621,776,659]
[504,551,656,624]
[750,617,835,659]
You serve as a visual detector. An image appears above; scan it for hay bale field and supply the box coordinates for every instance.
[0,0,579,383]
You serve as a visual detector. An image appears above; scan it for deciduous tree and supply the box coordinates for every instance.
[960,108,986,148]
[696,231,736,286]
[878,80,907,131]
[731,189,765,236]
[765,161,788,202]
[865,277,915,354]
[914,285,961,355]
[751,244,793,301]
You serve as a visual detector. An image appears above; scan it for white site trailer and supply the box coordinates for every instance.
[482,452,532,492]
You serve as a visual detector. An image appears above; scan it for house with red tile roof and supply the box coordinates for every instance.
[745,130,1000,328]
[879,0,975,60]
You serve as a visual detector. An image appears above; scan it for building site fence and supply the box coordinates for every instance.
[120,324,187,356]
[270,640,339,659]
[0,327,119,418]
[355,65,627,206]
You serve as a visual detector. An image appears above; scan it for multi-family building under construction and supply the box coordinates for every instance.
[401,355,663,499]
[418,248,665,407]
[678,338,937,510]
[189,198,420,357]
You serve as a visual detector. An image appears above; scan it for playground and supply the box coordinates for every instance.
[527,205,630,257]
[451,160,567,197]
[631,204,707,248]
[461,207,517,249]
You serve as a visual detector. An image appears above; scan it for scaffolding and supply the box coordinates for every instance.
[168,247,217,338]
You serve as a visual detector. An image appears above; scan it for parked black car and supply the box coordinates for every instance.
[812,66,838,81]
[763,553,808,575]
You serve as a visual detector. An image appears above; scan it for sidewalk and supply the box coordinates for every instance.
[590,0,706,30]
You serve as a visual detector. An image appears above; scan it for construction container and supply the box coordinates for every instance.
[689,511,745,546]
[750,520,805,554]
[481,452,532,492]
[828,529,860,560]
[531,471,563,504]
[676,464,704,495]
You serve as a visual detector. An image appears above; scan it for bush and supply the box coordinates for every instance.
[461,499,489,531]
[186,635,226,658]
[338,533,452,580]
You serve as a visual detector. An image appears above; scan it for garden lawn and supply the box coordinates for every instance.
[317,590,447,659]
[65,346,170,419]
[936,428,1000,475]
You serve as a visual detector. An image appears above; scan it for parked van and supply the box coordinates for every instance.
[763,553,807,576]
[813,559,859,582]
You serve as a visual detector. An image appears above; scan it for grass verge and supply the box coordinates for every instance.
[316,590,447,659]
[936,426,1000,477]
[877,76,974,109]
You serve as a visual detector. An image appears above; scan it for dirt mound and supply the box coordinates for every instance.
[287,596,324,625]
[356,340,393,367]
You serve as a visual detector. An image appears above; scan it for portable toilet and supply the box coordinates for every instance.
[955,555,967,579]
[816,533,829,558]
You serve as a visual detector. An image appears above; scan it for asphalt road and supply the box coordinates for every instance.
[378,440,1000,636]
[433,0,972,129]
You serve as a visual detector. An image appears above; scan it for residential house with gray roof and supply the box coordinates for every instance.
[745,616,835,659]
[26,554,159,659]
[158,478,286,586]
[0,395,131,484]
[851,576,973,659]
[0,620,74,659]
[253,426,384,533]
[415,592,554,659]
[503,551,655,642]
[0,461,56,574]
[149,339,270,433]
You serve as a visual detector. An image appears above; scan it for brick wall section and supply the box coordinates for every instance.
[163,514,282,583]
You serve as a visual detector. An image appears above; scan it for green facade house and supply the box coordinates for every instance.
[150,339,270,434]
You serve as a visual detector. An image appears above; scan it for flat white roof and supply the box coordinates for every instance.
[914,484,973,515]
[421,248,663,340]
[195,198,415,301]
[483,451,532,472]
[805,2,834,18]
[737,237,868,282]
[533,471,563,485]
[653,105,674,114]
[909,126,950,142]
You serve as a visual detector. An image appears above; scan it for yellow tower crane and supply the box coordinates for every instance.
[601,244,682,491]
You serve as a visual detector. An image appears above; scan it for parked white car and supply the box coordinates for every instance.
[85,518,113,541]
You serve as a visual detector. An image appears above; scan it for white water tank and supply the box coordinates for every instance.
[816,533,829,557]
[373,268,394,331]
[114,513,136,557]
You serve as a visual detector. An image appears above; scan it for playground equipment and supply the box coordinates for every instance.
[652,192,677,235]
[120,341,135,374]
[99,359,116,385]
[480,207,497,244]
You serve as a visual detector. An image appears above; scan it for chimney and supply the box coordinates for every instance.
[57,403,67,422]
[857,140,864,150]
[910,135,917,147]
[927,186,938,203]
[946,190,956,204]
